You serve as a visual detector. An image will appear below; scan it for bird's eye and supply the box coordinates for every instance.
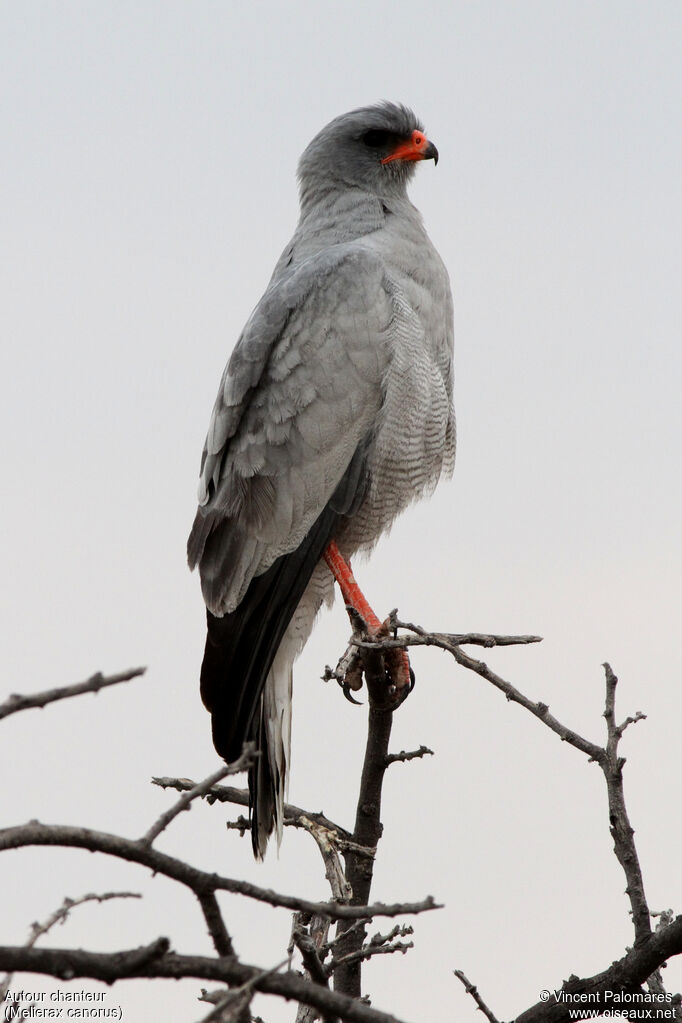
[362,129,391,148]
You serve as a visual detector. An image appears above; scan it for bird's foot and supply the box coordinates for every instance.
[373,617,413,707]
[384,644,414,703]
[322,632,365,704]
[323,542,414,707]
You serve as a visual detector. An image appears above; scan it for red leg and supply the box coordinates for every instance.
[324,541,412,692]
[324,541,382,631]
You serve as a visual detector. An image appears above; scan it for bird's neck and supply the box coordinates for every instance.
[296,183,412,248]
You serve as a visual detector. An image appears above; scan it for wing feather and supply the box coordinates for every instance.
[188,245,392,616]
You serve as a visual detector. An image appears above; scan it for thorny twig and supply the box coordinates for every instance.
[339,618,680,1016]
[453,970,501,1023]
[328,925,414,974]
[0,892,141,1004]
[600,663,651,943]
[194,959,289,1023]
[144,745,257,846]
[152,776,353,843]
[0,821,438,923]
[0,944,416,1023]
[2,627,680,1023]
[0,667,146,721]
[384,745,433,766]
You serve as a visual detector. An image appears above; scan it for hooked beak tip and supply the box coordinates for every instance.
[425,141,439,166]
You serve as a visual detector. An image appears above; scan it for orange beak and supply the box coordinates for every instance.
[381,129,439,165]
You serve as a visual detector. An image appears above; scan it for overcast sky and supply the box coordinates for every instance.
[1,2,680,1020]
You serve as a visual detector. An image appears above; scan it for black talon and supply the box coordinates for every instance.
[340,678,363,705]
[408,666,416,692]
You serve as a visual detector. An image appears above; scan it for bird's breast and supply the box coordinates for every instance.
[340,237,455,556]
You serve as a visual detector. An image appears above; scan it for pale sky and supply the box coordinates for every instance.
[1,2,680,1020]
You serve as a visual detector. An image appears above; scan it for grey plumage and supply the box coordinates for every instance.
[188,101,455,857]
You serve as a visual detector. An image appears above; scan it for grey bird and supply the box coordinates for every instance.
[188,102,455,858]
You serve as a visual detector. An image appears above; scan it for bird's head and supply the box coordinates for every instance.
[297,102,438,208]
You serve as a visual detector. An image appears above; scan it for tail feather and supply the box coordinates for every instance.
[200,498,340,763]
[250,645,293,858]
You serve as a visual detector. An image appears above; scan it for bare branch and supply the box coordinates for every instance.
[152,777,352,842]
[321,921,368,956]
[616,712,647,737]
[0,667,146,721]
[366,925,413,946]
[298,818,353,905]
[293,927,330,988]
[351,618,599,759]
[601,663,651,943]
[328,927,414,975]
[384,745,433,767]
[357,624,542,650]
[195,959,288,1023]
[0,891,140,1003]
[144,746,257,846]
[514,914,682,1023]
[292,910,335,1023]
[0,821,439,922]
[195,988,248,1023]
[0,944,418,1023]
[197,891,235,958]
[438,639,604,760]
[453,970,501,1023]
[0,937,172,980]
[355,620,678,1013]
[332,623,414,999]
[429,631,654,944]
[291,813,355,1023]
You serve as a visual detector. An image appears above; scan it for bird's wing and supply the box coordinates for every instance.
[188,243,392,616]
[188,243,395,766]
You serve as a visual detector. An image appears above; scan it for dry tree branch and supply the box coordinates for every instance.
[152,777,353,842]
[144,749,259,1016]
[3,629,678,1022]
[0,667,146,721]
[195,959,290,1023]
[0,821,438,923]
[327,925,414,975]
[351,621,681,1016]
[431,643,680,1018]
[453,969,501,1023]
[143,746,257,847]
[297,817,354,906]
[0,944,417,1023]
[600,663,651,943]
[332,638,398,1000]
[443,652,651,943]
[195,989,250,1023]
[355,626,542,650]
[291,813,360,1022]
[513,913,682,1023]
[384,745,433,766]
[321,921,368,956]
[293,927,330,987]
[197,891,236,959]
[292,923,337,1023]
[0,891,141,1003]
[367,623,603,761]
[292,911,336,1023]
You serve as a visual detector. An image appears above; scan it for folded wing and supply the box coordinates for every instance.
[188,244,392,774]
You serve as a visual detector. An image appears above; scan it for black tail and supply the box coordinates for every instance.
[200,501,341,761]
[198,442,370,856]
